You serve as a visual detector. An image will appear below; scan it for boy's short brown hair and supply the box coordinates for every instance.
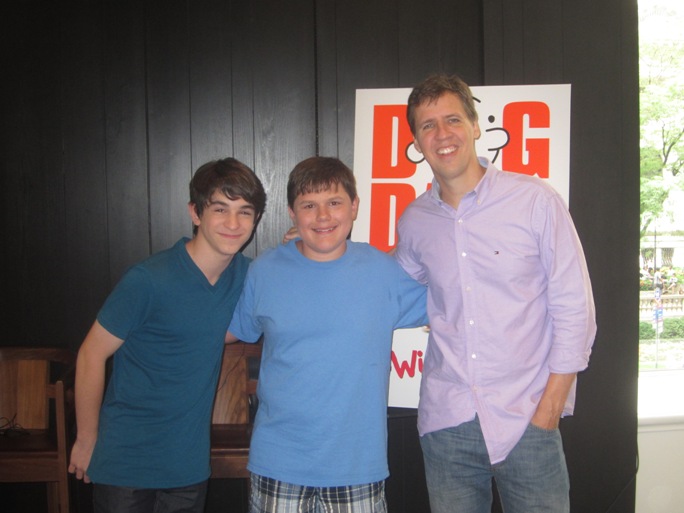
[287,157,357,208]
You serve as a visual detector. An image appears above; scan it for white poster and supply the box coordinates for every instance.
[352,85,572,408]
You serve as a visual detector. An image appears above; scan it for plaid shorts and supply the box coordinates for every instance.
[249,473,387,513]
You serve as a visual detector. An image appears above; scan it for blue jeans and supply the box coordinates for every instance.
[93,481,208,513]
[420,417,569,513]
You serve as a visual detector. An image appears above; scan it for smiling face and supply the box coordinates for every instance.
[413,92,483,194]
[189,191,257,261]
[288,184,359,262]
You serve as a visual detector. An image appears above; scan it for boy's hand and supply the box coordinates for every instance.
[282,226,299,244]
[69,438,95,483]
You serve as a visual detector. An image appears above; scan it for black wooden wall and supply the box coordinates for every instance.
[1,1,639,512]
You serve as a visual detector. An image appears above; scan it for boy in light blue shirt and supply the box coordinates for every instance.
[228,156,427,513]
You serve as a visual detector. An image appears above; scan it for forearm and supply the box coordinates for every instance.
[531,372,577,429]
[73,320,123,444]
[69,321,124,482]
[73,345,106,446]
[69,334,108,482]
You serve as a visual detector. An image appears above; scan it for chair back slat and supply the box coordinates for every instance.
[213,356,247,424]
[212,343,261,425]
[0,359,50,429]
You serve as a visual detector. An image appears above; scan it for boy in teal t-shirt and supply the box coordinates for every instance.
[228,157,428,513]
[68,158,266,513]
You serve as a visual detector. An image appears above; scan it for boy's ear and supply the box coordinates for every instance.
[188,202,201,226]
[351,196,360,221]
[288,206,296,223]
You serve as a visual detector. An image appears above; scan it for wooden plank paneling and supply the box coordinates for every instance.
[482,0,504,84]
[227,1,257,177]
[104,2,151,284]
[1,4,67,345]
[145,1,194,254]
[61,4,111,347]
[484,0,564,84]
[499,1,525,83]
[521,1,564,83]
[386,410,430,513]
[314,0,341,158]
[188,0,234,169]
[396,0,483,86]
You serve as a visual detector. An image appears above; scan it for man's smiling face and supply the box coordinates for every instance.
[412,92,482,188]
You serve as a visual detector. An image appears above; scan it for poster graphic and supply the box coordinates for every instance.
[352,85,571,407]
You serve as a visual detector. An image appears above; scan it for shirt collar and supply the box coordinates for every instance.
[428,157,497,206]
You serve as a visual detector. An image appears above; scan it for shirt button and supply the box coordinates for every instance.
[461,252,467,257]
[458,218,463,224]
[466,286,472,292]
[469,320,475,325]
[471,353,477,359]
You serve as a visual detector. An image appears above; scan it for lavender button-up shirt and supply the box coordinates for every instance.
[395,158,596,464]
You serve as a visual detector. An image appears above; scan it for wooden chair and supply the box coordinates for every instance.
[0,347,76,513]
[210,341,261,479]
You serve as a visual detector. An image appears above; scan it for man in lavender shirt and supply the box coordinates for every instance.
[394,74,597,513]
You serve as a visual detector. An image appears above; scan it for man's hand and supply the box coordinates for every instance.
[282,226,299,244]
[530,373,576,430]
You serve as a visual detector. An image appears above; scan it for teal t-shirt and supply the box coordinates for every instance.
[229,240,428,487]
[87,238,249,488]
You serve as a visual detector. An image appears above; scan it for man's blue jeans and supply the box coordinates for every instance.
[420,417,570,513]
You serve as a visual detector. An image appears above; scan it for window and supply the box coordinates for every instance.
[638,0,684,419]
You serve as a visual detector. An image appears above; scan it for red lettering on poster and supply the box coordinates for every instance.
[501,101,550,178]
[369,183,416,252]
[391,350,424,378]
[372,105,416,179]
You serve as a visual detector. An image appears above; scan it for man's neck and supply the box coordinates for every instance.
[437,162,486,209]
